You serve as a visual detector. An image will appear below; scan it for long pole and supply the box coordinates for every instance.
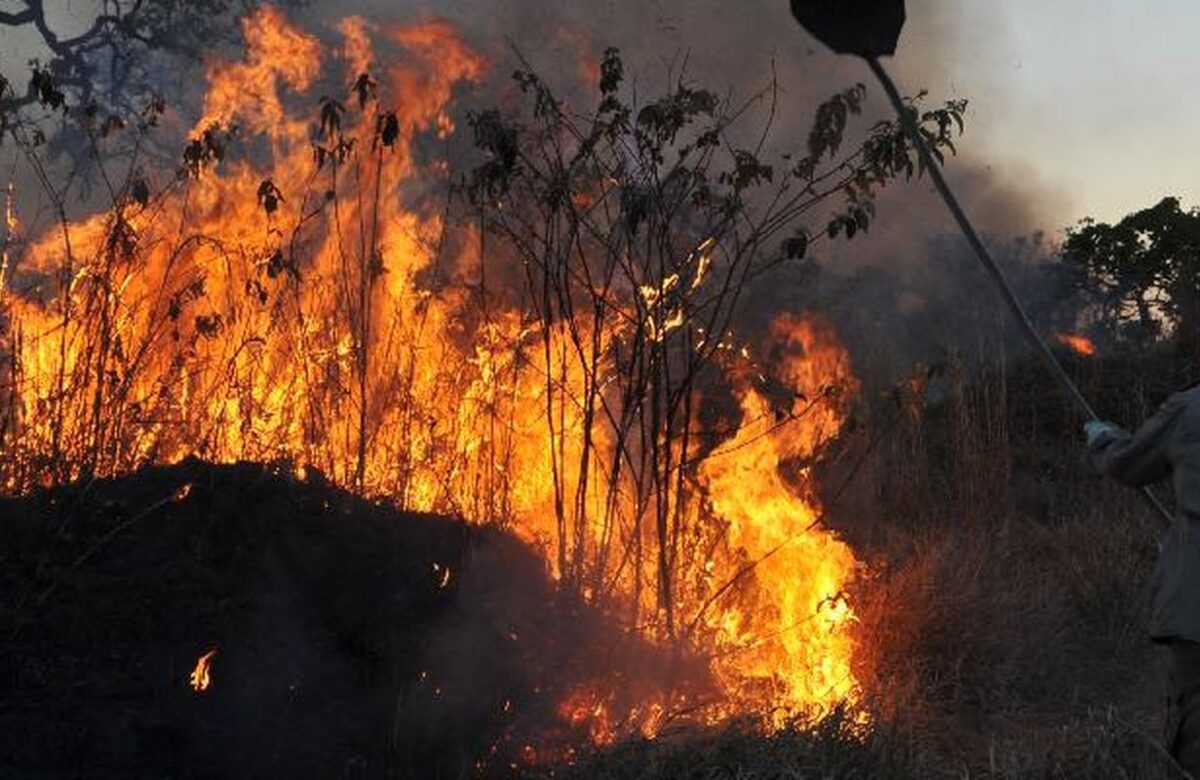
[865,55,1174,526]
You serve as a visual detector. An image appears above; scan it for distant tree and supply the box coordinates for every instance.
[1059,197,1200,353]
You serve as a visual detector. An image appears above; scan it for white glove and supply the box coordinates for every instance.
[1084,420,1121,448]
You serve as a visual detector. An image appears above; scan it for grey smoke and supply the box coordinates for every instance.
[3,0,1074,387]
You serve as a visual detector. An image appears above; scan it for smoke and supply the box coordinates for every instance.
[308,0,1061,219]
[292,0,1067,385]
[4,0,1070,355]
[0,0,1082,455]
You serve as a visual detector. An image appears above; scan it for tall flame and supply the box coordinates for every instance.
[1,9,862,736]
[698,316,859,725]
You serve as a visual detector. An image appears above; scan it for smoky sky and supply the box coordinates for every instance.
[297,0,1062,267]
[305,0,1062,378]
[1,0,1071,385]
[0,1,1062,267]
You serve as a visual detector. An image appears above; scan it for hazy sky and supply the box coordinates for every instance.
[2,1,1197,232]
[896,0,1200,228]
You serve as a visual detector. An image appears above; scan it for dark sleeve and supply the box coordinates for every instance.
[1090,394,1186,487]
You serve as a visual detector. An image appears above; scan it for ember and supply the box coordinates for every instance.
[190,648,217,693]
[1055,333,1097,356]
[433,562,452,589]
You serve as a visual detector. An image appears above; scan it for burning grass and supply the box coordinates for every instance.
[0,3,959,738]
[2,341,1188,779]
[537,345,1200,779]
[5,4,1128,777]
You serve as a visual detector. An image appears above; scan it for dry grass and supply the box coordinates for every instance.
[541,347,1195,778]
[834,347,1190,776]
[541,710,915,780]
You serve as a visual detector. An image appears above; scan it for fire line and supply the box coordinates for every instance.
[2,8,864,736]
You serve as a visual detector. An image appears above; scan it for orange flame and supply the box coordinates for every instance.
[2,9,863,737]
[1055,333,1096,357]
[697,315,860,725]
[190,648,217,692]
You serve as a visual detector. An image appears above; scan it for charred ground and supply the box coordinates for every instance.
[0,459,708,778]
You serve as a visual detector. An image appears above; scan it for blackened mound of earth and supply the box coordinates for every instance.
[0,459,694,778]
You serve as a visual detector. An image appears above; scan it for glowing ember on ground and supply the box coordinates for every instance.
[190,648,217,693]
[1055,333,1096,356]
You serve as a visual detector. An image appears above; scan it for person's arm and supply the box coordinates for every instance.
[1088,394,1186,487]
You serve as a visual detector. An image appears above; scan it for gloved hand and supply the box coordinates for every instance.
[1084,420,1121,448]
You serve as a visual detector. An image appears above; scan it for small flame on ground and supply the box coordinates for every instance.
[1055,333,1096,357]
[190,648,217,693]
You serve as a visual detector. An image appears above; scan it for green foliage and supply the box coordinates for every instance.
[130,176,150,208]
[318,96,346,140]
[789,93,966,247]
[352,72,377,109]
[256,179,284,215]
[860,97,967,182]
[467,109,520,201]
[599,47,624,97]
[375,110,400,149]
[635,83,718,150]
[470,49,968,258]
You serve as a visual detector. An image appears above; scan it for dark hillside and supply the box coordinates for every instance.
[0,459,681,779]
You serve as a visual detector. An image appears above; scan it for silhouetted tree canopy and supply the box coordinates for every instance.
[0,0,304,119]
[1060,196,1200,352]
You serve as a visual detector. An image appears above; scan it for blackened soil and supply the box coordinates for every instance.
[0,459,649,779]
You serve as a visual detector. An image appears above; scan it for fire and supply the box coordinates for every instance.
[559,686,618,745]
[1055,333,1096,357]
[696,316,860,726]
[190,648,217,693]
[0,7,862,741]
